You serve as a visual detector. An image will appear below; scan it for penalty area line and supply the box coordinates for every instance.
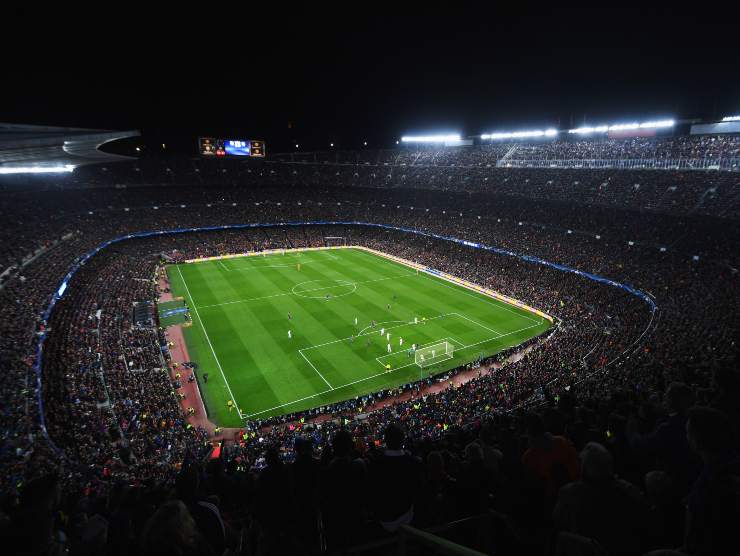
[247,321,548,418]
[299,350,334,390]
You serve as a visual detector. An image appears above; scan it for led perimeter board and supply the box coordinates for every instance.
[199,138,266,157]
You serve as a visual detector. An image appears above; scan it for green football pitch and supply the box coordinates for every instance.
[166,247,551,426]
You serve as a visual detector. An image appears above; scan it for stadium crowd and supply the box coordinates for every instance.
[0,144,738,555]
[270,134,740,165]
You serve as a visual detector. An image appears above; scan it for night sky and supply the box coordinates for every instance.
[2,6,739,154]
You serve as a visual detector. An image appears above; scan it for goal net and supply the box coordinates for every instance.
[324,236,346,247]
[415,341,454,368]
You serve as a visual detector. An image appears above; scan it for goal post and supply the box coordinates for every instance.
[415,341,454,368]
[324,236,346,248]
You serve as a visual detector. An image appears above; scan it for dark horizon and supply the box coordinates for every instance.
[2,6,739,154]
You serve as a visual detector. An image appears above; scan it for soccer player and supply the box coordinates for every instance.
[399,337,403,346]
[414,317,418,324]
[297,263,301,271]
[288,330,292,339]
[386,332,390,341]
[288,312,292,321]
[354,316,358,326]
[432,350,436,359]
[380,327,385,336]
[385,363,391,372]
[387,343,392,353]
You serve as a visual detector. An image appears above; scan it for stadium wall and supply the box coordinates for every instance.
[36,221,658,456]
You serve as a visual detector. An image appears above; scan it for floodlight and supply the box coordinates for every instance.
[568,125,609,134]
[722,115,740,122]
[0,165,75,174]
[483,129,558,140]
[639,120,674,128]
[401,134,461,143]
[569,119,674,134]
[608,123,640,131]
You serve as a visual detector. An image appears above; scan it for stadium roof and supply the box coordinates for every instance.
[0,123,139,171]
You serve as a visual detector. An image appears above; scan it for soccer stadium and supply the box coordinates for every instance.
[1,11,739,556]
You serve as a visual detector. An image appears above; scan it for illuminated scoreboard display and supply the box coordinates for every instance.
[199,138,266,157]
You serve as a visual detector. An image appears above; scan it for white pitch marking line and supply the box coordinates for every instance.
[459,322,543,350]
[198,273,417,309]
[451,312,503,337]
[419,272,542,325]
[218,260,231,272]
[374,337,460,366]
[216,251,340,271]
[301,313,449,351]
[291,280,355,294]
[199,291,295,308]
[176,266,243,420]
[246,321,548,418]
[356,248,544,325]
[447,336,466,348]
[299,351,334,390]
[357,319,407,337]
[227,262,309,271]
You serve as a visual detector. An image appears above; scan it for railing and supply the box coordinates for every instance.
[497,157,740,171]
[347,512,501,555]
[397,525,489,556]
[266,156,740,172]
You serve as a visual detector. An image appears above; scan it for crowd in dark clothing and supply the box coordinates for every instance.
[0,150,738,554]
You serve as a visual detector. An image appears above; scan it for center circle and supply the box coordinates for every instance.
[291,279,357,299]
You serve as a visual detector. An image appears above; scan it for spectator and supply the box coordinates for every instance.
[320,429,367,551]
[141,500,215,556]
[683,406,740,556]
[369,424,422,532]
[289,437,321,552]
[521,412,580,502]
[627,382,702,496]
[553,442,650,555]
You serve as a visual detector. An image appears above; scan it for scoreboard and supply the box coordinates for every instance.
[199,138,266,157]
